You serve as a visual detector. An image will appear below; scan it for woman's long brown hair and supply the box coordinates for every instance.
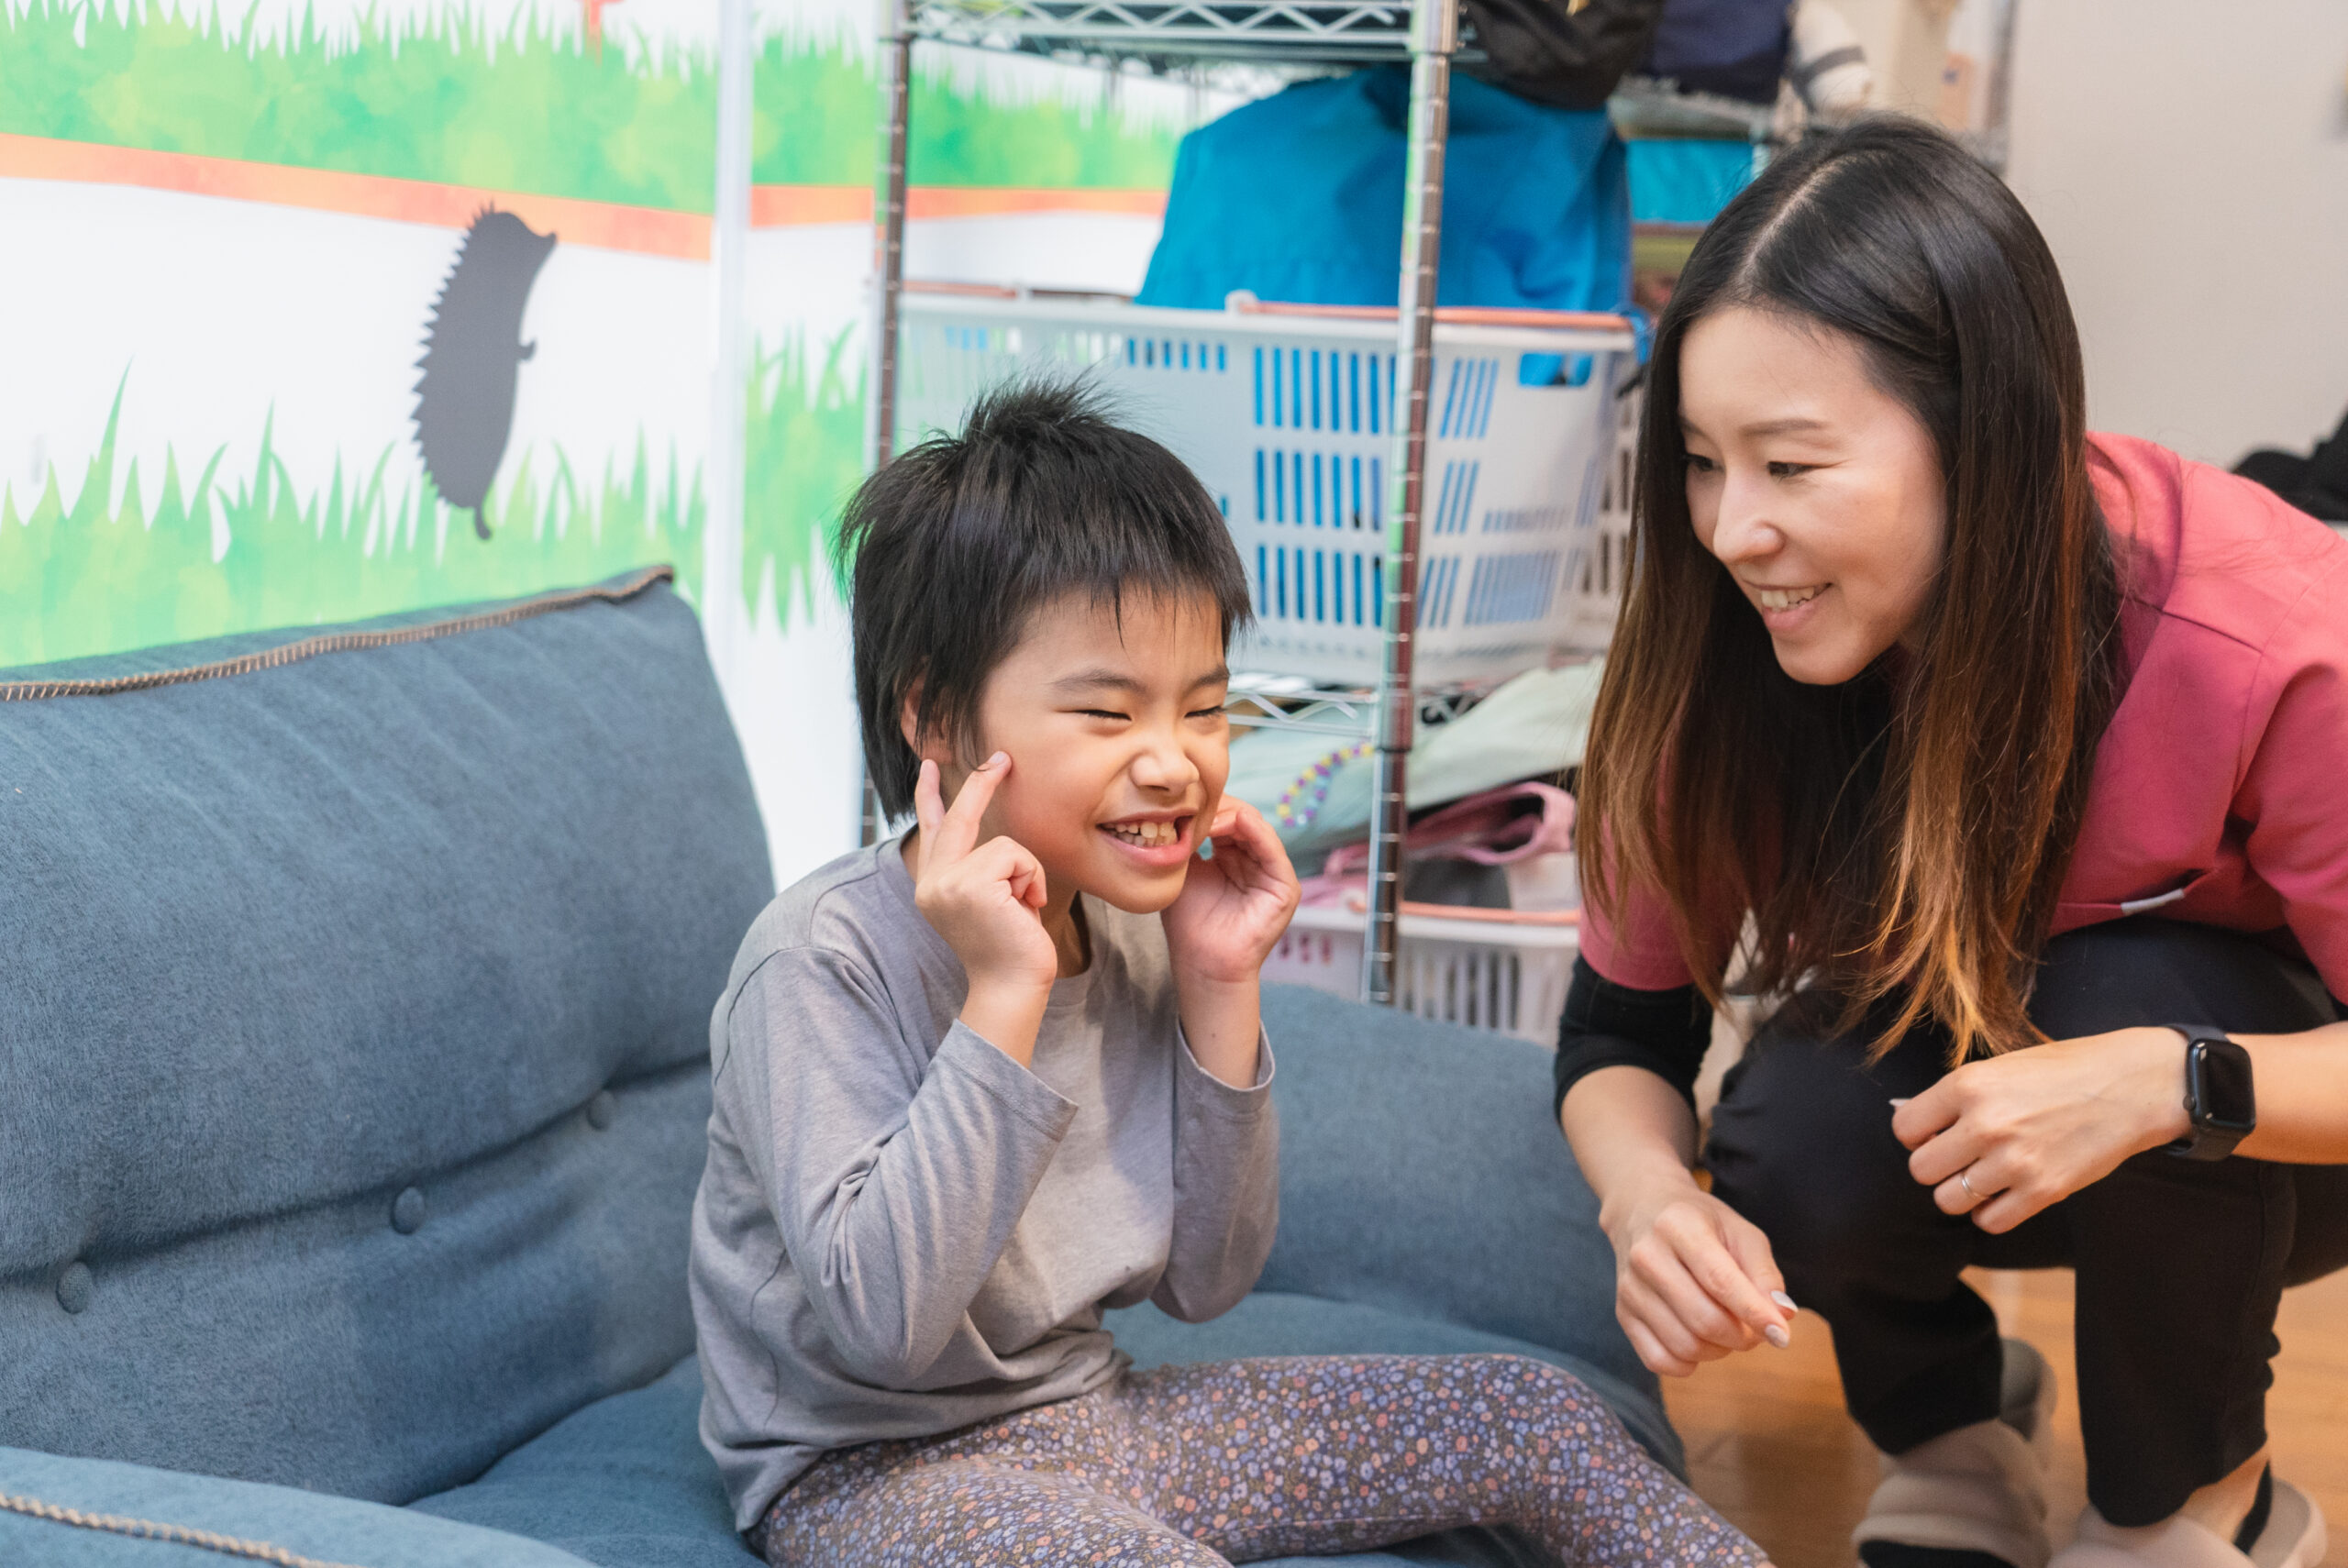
[1580,118,2122,1062]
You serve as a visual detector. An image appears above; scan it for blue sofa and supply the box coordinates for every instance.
[0,570,1673,1567]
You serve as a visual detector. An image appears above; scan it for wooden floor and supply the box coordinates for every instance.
[1663,1265,2348,1568]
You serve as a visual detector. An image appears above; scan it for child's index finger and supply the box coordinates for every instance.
[912,759,946,853]
[936,751,1009,856]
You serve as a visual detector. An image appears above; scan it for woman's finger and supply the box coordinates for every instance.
[1634,1242,1760,1353]
[1908,1119,1989,1190]
[1890,1076,1964,1152]
[1620,1309,1698,1379]
[1719,1218,1797,1345]
[1620,1275,1723,1365]
[1968,1179,2049,1236]
[1678,1222,1791,1346]
[1934,1155,2008,1218]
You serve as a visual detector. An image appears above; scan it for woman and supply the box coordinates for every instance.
[1559,117,2348,1568]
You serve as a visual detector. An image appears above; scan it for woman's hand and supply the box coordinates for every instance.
[910,754,1058,1060]
[1893,1027,2192,1233]
[1159,797,1301,985]
[1604,1173,1797,1377]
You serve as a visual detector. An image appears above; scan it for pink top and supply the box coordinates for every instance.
[1581,433,2348,1002]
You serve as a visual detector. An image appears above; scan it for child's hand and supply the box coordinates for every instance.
[911,754,1059,1004]
[1160,797,1301,987]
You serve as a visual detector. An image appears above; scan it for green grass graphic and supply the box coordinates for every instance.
[759,35,1184,191]
[2,2,1182,207]
[0,343,861,668]
[743,327,864,626]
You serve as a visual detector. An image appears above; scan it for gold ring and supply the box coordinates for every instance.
[1958,1168,1981,1204]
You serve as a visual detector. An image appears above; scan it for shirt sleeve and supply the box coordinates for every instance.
[1577,850,1703,993]
[1149,1027,1279,1323]
[1552,954,1715,1118]
[726,947,1078,1388]
[2239,558,2348,1002]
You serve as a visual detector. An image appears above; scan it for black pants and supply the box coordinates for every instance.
[1704,919,2348,1526]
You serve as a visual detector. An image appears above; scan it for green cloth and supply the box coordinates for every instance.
[1228,661,1603,860]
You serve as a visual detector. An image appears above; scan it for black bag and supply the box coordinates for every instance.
[1641,0,1792,104]
[1460,0,1669,110]
[2235,402,2348,522]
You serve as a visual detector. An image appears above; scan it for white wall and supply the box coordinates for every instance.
[2003,1,2348,467]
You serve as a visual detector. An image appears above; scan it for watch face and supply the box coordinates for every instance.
[2192,1038,2258,1133]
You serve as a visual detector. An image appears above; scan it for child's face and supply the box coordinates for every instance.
[930,590,1232,916]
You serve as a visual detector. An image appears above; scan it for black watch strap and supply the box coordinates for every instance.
[2165,1024,2256,1162]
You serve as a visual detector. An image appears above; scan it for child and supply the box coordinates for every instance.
[689,382,1767,1568]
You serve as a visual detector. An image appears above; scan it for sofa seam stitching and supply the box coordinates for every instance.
[0,564,673,701]
[0,1490,369,1568]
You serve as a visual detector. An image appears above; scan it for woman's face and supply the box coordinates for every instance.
[1678,305,1947,686]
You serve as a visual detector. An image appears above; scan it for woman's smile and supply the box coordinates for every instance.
[1750,582,1826,613]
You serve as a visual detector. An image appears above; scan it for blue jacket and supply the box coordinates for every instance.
[1137,65,1630,314]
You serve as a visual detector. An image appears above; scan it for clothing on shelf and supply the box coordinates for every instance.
[1136,67,1630,316]
[1226,659,1603,860]
[1300,780,1576,912]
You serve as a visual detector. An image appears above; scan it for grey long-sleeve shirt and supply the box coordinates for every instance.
[689,838,1279,1530]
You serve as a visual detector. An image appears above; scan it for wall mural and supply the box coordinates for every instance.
[0,0,1211,879]
[415,210,560,539]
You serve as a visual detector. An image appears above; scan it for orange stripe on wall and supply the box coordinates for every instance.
[737,183,1168,225]
[748,184,1167,226]
[0,136,1167,253]
[904,186,1166,220]
[0,134,714,258]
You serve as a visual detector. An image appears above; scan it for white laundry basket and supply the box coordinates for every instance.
[1262,900,1578,1044]
[1558,374,1642,652]
[897,288,1640,686]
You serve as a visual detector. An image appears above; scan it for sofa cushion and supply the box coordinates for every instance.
[1252,986,1662,1440]
[0,569,773,1503]
[0,1445,595,1567]
[411,1355,748,1568]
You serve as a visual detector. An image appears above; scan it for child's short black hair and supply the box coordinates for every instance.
[837,379,1253,816]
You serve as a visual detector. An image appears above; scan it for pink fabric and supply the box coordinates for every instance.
[1300,782,1573,908]
[1581,433,2348,999]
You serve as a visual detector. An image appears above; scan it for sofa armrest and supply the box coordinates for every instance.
[0,1447,596,1568]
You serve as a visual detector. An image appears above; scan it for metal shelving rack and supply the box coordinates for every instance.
[868,0,1472,1007]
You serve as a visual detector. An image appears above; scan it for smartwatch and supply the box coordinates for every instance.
[2164,1025,2256,1162]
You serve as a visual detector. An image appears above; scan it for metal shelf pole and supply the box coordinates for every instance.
[1362,0,1456,1005]
[858,0,915,848]
[869,0,914,472]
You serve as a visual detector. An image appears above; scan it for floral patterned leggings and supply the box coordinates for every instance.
[752,1353,1765,1568]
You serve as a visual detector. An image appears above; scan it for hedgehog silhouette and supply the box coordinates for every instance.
[412,209,558,540]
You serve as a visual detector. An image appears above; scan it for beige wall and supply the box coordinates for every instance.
[2003,1,2348,467]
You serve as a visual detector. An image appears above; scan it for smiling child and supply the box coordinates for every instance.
[688,381,1767,1568]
